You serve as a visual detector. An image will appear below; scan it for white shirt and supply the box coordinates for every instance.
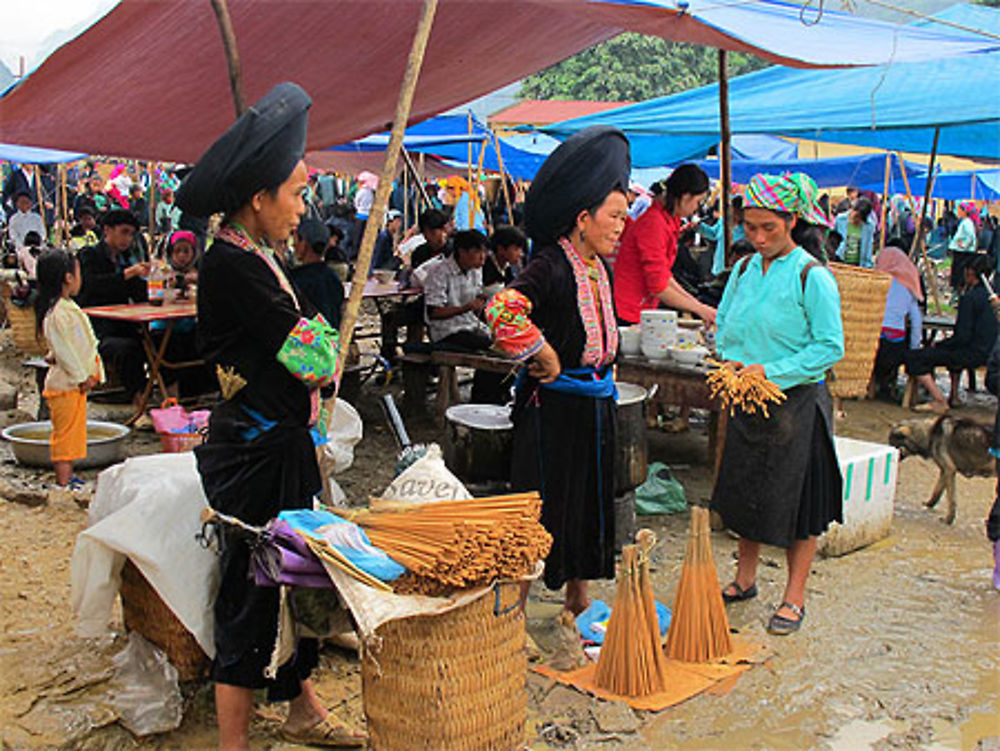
[8,210,45,247]
[422,255,489,342]
[354,186,374,218]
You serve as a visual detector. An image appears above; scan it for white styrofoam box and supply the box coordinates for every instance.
[819,436,899,557]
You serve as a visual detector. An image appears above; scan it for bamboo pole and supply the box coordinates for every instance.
[334,0,439,392]
[878,152,891,251]
[33,165,47,242]
[718,50,733,266]
[209,0,246,118]
[59,164,69,246]
[899,135,942,313]
[400,147,431,206]
[402,157,409,232]
[472,136,488,229]
[492,129,514,225]
[466,112,474,227]
[147,162,156,249]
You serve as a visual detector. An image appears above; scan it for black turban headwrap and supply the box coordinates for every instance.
[176,82,311,218]
[524,125,631,245]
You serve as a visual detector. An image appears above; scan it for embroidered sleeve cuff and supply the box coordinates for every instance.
[485,288,546,361]
[276,316,340,387]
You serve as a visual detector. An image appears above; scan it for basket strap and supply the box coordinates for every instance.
[493,583,519,617]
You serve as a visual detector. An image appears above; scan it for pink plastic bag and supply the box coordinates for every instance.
[149,399,210,435]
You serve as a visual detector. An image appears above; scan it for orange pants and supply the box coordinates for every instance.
[44,389,87,462]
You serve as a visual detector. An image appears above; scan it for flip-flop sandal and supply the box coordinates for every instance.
[767,601,805,635]
[281,716,368,748]
[912,402,948,414]
[721,581,758,604]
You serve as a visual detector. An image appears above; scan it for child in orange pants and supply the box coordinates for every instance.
[35,250,104,487]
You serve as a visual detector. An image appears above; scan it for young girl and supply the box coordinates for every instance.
[35,250,105,488]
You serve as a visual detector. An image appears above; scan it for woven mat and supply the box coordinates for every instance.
[533,636,764,712]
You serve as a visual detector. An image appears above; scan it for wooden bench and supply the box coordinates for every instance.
[399,349,521,423]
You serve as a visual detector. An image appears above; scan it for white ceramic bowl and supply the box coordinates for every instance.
[641,340,670,360]
[620,327,642,356]
[669,345,709,366]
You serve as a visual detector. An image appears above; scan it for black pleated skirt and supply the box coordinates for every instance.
[712,382,843,548]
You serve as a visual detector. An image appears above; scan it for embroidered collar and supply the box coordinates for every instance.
[558,237,618,367]
[216,223,301,311]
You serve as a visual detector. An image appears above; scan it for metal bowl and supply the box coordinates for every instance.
[2,420,130,469]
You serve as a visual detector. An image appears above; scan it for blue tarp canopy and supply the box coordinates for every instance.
[0,143,87,164]
[859,168,1000,201]
[328,113,547,180]
[544,4,1000,165]
[691,152,925,189]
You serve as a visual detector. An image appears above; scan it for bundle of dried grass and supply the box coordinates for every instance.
[594,529,667,696]
[337,493,552,596]
[706,359,786,417]
[664,507,733,663]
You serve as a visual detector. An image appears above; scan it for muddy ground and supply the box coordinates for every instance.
[0,324,997,750]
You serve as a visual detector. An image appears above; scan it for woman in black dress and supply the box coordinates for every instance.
[486,126,630,614]
[176,83,365,750]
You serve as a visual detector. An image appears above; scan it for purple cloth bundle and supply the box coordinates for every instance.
[250,519,332,588]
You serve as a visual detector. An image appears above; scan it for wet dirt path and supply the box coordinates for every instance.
[0,343,996,749]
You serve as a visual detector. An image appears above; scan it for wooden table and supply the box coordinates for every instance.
[616,355,726,474]
[922,314,955,346]
[85,301,199,425]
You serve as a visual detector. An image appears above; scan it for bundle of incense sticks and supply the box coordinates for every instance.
[338,492,552,596]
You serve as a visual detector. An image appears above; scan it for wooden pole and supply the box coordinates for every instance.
[209,0,246,118]
[334,0,439,392]
[33,165,47,242]
[901,131,943,312]
[147,162,156,249]
[59,164,69,246]
[718,50,733,266]
[400,147,431,206]
[878,152,891,251]
[492,129,514,225]
[472,136,488,229]
[402,157,409,231]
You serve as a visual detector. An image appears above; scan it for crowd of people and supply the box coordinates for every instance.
[2,109,1000,749]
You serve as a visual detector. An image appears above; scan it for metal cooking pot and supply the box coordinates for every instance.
[614,382,649,495]
[442,404,513,484]
[2,420,130,469]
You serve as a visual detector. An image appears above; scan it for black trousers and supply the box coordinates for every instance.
[98,336,146,399]
[436,330,511,405]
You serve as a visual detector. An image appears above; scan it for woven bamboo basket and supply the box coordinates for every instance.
[119,559,210,681]
[362,581,527,751]
[827,263,893,399]
[7,302,46,356]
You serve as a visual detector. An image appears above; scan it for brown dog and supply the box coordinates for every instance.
[888,416,994,524]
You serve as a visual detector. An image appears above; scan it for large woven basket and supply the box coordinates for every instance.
[828,263,892,399]
[362,582,527,751]
[7,302,46,356]
[119,559,210,681]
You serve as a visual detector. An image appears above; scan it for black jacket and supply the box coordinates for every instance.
[75,241,147,338]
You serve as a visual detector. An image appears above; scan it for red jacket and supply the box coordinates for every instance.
[613,201,680,324]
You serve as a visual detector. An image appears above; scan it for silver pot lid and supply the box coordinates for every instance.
[445,404,514,430]
[615,382,648,406]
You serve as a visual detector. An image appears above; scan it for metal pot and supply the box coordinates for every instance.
[2,420,130,469]
[614,382,649,495]
[442,404,513,484]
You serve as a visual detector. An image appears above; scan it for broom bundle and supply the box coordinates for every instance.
[664,506,733,662]
[337,493,552,596]
[705,359,786,417]
[594,529,667,697]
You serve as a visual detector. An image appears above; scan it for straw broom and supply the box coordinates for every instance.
[594,530,667,696]
[664,506,733,663]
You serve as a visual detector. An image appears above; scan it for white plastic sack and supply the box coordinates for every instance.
[321,398,363,474]
[380,443,472,504]
[71,453,218,655]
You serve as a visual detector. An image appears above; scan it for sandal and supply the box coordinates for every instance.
[281,716,368,748]
[721,581,758,604]
[912,402,948,414]
[767,601,805,635]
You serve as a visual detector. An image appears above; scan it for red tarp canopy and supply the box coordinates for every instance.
[1,0,996,163]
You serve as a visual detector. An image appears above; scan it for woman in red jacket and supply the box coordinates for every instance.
[613,164,716,325]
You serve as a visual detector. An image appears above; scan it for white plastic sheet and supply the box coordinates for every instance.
[70,453,218,655]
